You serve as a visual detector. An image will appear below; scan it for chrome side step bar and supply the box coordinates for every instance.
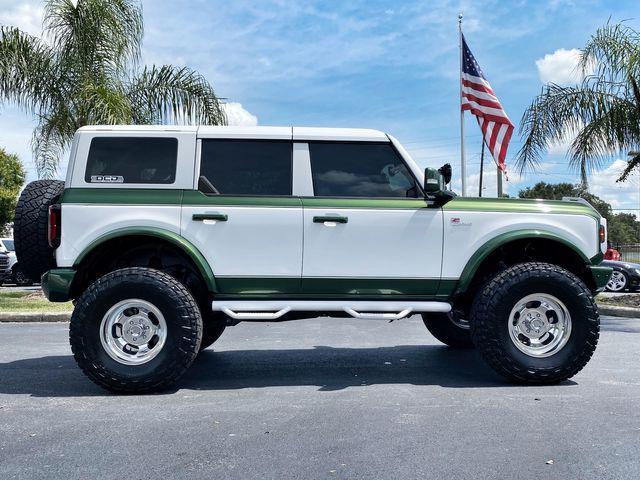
[212,300,451,321]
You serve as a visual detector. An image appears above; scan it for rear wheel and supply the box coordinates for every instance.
[470,262,599,384]
[70,267,202,393]
[12,266,34,287]
[422,310,473,348]
[13,180,65,282]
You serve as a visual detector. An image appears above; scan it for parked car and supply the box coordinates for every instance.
[0,251,10,284]
[0,238,34,286]
[601,260,640,292]
[604,247,621,261]
[13,125,611,393]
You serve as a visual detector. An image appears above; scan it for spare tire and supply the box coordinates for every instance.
[14,180,65,281]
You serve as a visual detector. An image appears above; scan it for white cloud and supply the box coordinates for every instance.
[222,102,258,126]
[535,48,590,85]
[589,159,640,212]
[0,2,43,36]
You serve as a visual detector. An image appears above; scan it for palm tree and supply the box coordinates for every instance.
[516,22,640,186]
[0,0,226,178]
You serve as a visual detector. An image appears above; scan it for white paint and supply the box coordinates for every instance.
[441,210,599,279]
[180,206,303,277]
[56,205,181,267]
[292,142,314,196]
[302,207,443,279]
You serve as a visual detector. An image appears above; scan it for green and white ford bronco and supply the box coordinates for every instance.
[14,125,612,393]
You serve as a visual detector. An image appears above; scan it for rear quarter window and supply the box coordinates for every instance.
[85,137,178,184]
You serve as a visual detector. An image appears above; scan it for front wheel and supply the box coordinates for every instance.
[12,267,34,287]
[470,262,599,384]
[70,267,202,393]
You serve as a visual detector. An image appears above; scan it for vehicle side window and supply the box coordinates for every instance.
[85,137,178,184]
[308,142,420,198]
[199,140,292,196]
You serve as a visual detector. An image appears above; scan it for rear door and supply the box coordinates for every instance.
[301,141,443,296]
[181,134,303,295]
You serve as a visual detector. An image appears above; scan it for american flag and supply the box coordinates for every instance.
[461,33,513,172]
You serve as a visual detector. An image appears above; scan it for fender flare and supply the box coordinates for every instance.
[73,227,217,292]
[454,229,590,295]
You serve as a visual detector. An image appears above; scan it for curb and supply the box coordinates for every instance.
[597,304,640,319]
[0,312,71,322]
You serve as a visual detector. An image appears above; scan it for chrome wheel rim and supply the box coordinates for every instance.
[508,293,571,358]
[606,271,626,292]
[100,299,167,365]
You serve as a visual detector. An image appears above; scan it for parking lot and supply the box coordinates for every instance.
[0,315,638,479]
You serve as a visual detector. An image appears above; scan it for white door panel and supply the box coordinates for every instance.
[303,208,443,278]
[181,206,303,277]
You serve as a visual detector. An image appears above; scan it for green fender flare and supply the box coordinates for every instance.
[74,227,217,292]
[453,229,591,295]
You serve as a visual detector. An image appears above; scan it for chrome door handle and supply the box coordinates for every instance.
[192,213,228,222]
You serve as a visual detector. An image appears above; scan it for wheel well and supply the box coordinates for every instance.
[454,238,595,313]
[71,236,211,306]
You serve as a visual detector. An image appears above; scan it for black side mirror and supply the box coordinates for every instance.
[424,167,456,205]
[438,163,452,185]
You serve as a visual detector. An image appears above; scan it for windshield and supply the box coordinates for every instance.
[2,239,14,251]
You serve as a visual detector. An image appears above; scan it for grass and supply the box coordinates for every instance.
[0,291,73,313]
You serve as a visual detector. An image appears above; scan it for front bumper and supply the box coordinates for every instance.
[41,268,76,302]
[588,265,613,293]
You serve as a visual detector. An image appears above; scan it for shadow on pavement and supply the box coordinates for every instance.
[0,344,578,397]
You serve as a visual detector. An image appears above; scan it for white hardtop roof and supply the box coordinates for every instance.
[78,125,389,142]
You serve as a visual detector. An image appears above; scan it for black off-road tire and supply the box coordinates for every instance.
[200,313,226,351]
[470,262,599,384]
[422,311,473,348]
[14,180,65,281]
[12,266,34,287]
[69,267,202,393]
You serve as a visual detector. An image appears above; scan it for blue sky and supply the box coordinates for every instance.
[1,0,639,211]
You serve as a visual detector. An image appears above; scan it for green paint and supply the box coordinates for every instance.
[41,268,76,302]
[216,277,301,295]
[590,252,604,264]
[454,229,592,295]
[73,227,217,292]
[588,266,613,290]
[182,190,302,207]
[62,188,183,205]
[302,197,431,209]
[437,279,458,296]
[444,196,601,221]
[302,277,440,295]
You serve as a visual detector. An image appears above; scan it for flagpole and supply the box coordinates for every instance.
[458,13,466,197]
[479,140,485,197]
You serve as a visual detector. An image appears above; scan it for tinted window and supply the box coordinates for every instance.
[85,137,177,184]
[199,140,292,196]
[2,239,14,251]
[309,143,419,198]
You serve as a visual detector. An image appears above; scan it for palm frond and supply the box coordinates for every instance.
[580,22,640,83]
[127,65,226,125]
[44,0,143,76]
[32,115,73,179]
[515,81,634,179]
[0,26,59,112]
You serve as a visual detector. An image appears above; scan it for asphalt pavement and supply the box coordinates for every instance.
[0,316,639,479]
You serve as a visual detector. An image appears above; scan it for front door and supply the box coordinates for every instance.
[181,138,303,295]
[301,142,443,296]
